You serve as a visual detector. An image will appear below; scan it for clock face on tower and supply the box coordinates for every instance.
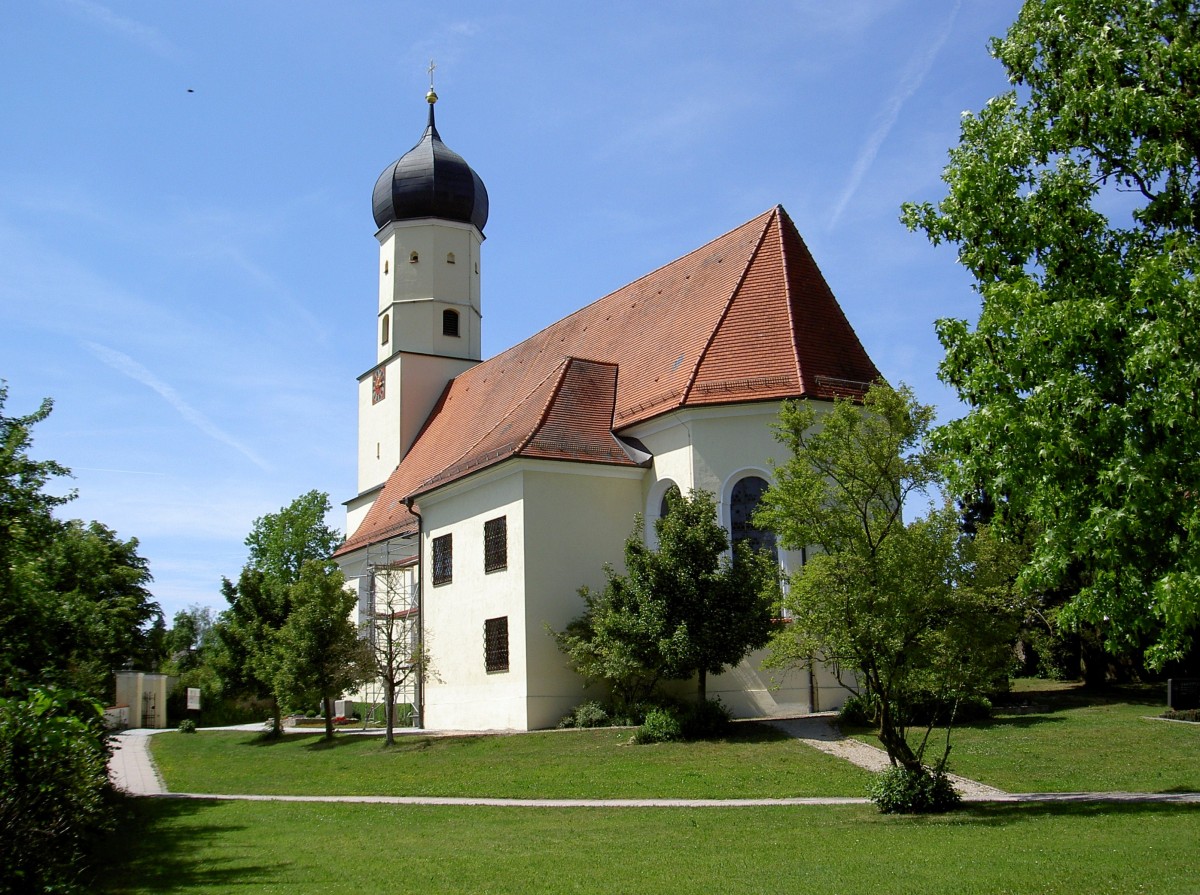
[372,368,386,404]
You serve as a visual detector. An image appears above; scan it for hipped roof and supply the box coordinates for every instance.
[338,205,879,555]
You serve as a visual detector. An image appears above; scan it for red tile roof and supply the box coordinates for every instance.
[337,206,879,555]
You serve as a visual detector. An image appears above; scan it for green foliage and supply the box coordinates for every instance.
[0,687,114,894]
[678,696,732,739]
[902,0,1200,668]
[557,700,611,729]
[556,490,778,710]
[758,384,1026,771]
[177,718,197,733]
[0,385,161,702]
[633,706,683,744]
[271,561,372,739]
[244,489,341,587]
[867,766,962,815]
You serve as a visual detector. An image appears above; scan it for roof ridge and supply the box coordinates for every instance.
[410,358,571,496]
[777,208,805,392]
[681,208,777,405]
[517,357,622,457]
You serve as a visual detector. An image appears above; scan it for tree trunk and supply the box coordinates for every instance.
[877,701,921,772]
[269,696,283,738]
[384,679,396,747]
[323,695,334,740]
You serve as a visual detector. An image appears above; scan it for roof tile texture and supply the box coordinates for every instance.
[338,206,879,555]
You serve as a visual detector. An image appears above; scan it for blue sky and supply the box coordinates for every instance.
[2,0,1023,622]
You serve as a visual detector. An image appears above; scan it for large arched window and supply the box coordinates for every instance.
[730,475,777,561]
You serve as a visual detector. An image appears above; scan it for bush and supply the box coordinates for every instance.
[0,687,115,894]
[839,693,878,726]
[177,719,197,734]
[867,766,962,814]
[557,701,611,729]
[634,707,683,744]
[679,698,731,739]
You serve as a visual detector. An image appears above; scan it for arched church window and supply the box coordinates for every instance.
[443,309,460,338]
[381,313,390,345]
[409,251,419,264]
[446,252,456,264]
[658,484,681,521]
[730,475,777,561]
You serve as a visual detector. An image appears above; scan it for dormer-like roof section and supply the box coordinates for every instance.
[338,206,880,555]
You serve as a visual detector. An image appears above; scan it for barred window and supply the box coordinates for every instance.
[432,534,452,586]
[484,616,509,673]
[484,516,507,573]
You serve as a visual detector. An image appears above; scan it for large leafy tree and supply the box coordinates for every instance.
[903,0,1200,667]
[272,561,371,740]
[757,385,1025,776]
[215,490,348,736]
[557,490,777,710]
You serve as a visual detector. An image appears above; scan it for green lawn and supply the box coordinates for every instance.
[854,682,1200,793]
[150,722,873,799]
[103,797,1200,895]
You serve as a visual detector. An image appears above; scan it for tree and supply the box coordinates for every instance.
[244,489,342,587]
[362,564,429,745]
[216,490,344,736]
[556,490,777,712]
[272,560,371,740]
[902,0,1200,668]
[756,385,1024,780]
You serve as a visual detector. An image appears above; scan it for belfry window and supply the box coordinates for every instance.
[446,252,456,264]
[381,313,390,345]
[409,251,419,264]
[730,476,777,561]
[443,309,460,338]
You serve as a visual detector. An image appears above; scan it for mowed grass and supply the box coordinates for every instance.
[103,797,1200,895]
[150,722,873,799]
[854,681,1200,793]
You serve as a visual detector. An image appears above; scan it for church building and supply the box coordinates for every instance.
[334,88,881,731]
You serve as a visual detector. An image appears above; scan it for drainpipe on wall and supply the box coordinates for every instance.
[404,496,424,729]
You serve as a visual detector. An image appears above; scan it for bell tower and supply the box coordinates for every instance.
[348,81,489,534]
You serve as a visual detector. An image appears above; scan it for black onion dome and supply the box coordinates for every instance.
[372,99,489,233]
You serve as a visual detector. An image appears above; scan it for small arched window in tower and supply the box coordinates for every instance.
[409,251,419,264]
[442,309,460,338]
[446,252,456,264]
[474,261,479,274]
[730,475,778,562]
[383,259,389,275]
[381,313,390,346]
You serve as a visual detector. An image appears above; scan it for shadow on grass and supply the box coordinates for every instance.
[100,794,274,894]
[951,800,1200,827]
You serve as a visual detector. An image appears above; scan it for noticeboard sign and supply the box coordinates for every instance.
[186,688,201,711]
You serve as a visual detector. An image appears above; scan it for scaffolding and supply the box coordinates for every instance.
[351,532,423,729]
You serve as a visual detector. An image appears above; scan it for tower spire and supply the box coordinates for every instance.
[426,58,438,126]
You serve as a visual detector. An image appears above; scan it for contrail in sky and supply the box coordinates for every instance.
[84,341,272,472]
[828,0,963,229]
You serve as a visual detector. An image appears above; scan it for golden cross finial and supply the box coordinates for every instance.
[426,59,438,104]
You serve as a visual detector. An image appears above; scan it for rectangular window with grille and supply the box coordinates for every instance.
[432,534,452,586]
[484,616,509,673]
[484,516,507,573]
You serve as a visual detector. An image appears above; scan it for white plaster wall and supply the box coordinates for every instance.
[419,468,530,730]
[520,464,645,729]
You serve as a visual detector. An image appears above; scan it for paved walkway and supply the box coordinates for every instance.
[109,718,1200,807]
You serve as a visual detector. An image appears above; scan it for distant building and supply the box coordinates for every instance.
[334,90,880,731]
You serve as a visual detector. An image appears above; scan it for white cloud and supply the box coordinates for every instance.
[83,341,272,472]
[827,0,963,228]
[57,0,182,60]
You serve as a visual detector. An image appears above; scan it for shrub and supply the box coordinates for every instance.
[1162,708,1200,722]
[0,687,115,894]
[680,698,731,739]
[177,719,197,734]
[867,766,962,814]
[634,707,683,744]
[557,701,611,729]
[838,693,878,726]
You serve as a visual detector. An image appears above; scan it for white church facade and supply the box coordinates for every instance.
[334,89,880,731]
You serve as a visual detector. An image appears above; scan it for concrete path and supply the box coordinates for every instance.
[109,721,1200,807]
